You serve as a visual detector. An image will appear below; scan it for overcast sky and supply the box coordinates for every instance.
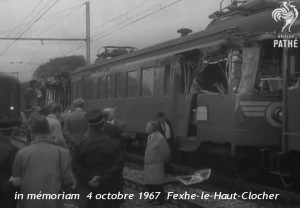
[0,0,227,82]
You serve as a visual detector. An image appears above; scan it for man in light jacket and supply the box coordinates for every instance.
[9,118,74,208]
[47,103,67,148]
[143,121,170,206]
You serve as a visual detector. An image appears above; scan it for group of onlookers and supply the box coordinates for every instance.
[0,98,175,207]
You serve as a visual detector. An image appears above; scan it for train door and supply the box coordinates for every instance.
[172,50,202,152]
[195,49,238,156]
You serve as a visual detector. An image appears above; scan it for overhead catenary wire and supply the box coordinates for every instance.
[93,0,175,40]
[0,61,41,65]
[62,0,183,57]
[71,0,152,39]
[0,0,61,57]
[3,0,45,38]
[35,3,85,37]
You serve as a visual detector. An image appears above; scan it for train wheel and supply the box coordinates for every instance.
[279,171,296,188]
[278,154,298,188]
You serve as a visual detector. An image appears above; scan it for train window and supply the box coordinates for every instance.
[92,78,98,99]
[255,41,282,92]
[107,75,115,98]
[127,71,138,97]
[164,64,172,95]
[77,79,82,98]
[72,82,76,99]
[82,75,91,99]
[197,59,227,94]
[177,50,201,95]
[116,73,125,97]
[99,77,106,99]
[142,68,154,96]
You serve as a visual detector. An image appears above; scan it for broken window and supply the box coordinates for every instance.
[177,50,201,95]
[238,46,261,94]
[196,54,228,94]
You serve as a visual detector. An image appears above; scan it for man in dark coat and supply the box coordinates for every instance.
[0,132,18,208]
[156,112,174,143]
[72,109,124,208]
[157,112,175,173]
[63,98,88,150]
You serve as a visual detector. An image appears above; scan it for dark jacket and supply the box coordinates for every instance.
[158,119,174,140]
[63,109,88,144]
[0,133,18,208]
[72,130,124,189]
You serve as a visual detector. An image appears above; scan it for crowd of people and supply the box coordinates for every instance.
[0,98,174,208]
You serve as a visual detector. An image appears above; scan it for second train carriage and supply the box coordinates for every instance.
[0,72,21,132]
[71,0,300,186]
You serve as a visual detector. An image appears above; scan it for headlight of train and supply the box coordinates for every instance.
[273,107,283,122]
[266,102,282,127]
[10,106,14,110]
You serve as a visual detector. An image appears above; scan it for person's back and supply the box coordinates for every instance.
[0,132,18,208]
[64,110,87,138]
[63,99,88,146]
[10,118,74,208]
[47,103,66,148]
[15,141,68,194]
[72,109,123,208]
[75,131,121,184]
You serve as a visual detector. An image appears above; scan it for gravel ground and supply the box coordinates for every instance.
[63,167,299,208]
[123,167,298,208]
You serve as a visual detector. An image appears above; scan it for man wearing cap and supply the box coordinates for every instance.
[72,109,124,208]
[63,98,88,149]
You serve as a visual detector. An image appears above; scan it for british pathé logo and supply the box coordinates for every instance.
[272,1,298,33]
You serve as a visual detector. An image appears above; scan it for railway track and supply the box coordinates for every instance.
[125,152,300,207]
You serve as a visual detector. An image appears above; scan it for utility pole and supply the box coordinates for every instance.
[86,1,91,65]
[0,1,91,66]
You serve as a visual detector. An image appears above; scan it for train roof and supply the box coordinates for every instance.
[73,2,300,75]
[0,72,19,83]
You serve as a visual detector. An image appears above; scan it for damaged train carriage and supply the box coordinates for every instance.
[71,6,300,187]
[186,8,300,187]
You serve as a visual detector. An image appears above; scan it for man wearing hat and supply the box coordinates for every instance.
[63,98,88,150]
[72,109,124,208]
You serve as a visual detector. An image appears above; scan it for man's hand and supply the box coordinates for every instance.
[9,176,21,186]
[88,176,100,188]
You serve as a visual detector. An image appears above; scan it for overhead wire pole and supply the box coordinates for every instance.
[0,1,91,65]
[86,1,91,65]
